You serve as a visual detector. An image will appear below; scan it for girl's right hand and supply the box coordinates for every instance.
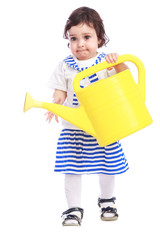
[44,98,61,123]
[45,111,59,123]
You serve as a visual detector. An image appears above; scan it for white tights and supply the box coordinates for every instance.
[64,174,115,208]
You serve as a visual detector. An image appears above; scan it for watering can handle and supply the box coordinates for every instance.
[73,54,146,102]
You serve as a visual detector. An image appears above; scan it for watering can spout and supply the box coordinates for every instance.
[24,92,96,137]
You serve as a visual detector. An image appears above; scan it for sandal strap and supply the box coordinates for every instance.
[98,197,116,207]
[62,214,82,225]
[62,207,84,219]
[101,206,118,218]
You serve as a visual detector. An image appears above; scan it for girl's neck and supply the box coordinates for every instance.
[73,52,99,62]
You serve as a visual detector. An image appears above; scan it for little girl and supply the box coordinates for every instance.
[46,6,129,226]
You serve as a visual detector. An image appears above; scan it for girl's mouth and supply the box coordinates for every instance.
[77,49,88,54]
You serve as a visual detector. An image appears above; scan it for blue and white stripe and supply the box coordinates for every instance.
[64,52,106,70]
[55,129,129,175]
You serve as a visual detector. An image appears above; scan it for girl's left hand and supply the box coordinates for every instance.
[105,53,119,71]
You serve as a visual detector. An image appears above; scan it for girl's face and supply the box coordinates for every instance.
[68,23,101,60]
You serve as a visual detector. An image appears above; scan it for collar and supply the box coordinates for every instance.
[64,52,106,71]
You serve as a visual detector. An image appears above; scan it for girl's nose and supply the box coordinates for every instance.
[78,39,85,47]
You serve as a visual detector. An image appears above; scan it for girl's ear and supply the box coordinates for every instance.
[98,39,102,47]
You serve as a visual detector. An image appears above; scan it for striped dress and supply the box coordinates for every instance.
[54,53,129,175]
[55,129,129,175]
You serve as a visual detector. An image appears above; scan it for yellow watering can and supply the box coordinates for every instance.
[24,54,153,146]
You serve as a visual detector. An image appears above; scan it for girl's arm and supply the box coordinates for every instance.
[105,53,129,73]
[45,89,67,123]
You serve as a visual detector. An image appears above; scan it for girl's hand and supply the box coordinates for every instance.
[105,53,119,71]
[45,111,59,123]
[44,98,61,123]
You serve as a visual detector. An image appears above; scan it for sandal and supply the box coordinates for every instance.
[61,207,84,226]
[98,197,118,221]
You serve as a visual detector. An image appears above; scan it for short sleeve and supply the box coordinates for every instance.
[47,61,67,91]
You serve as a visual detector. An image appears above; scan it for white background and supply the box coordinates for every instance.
[0,0,160,239]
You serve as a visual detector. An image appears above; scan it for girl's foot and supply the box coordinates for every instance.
[98,197,118,221]
[61,207,84,226]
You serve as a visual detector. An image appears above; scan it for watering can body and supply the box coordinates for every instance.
[24,54,153,146]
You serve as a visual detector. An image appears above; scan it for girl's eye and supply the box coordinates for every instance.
[70,37,76,41]
[85,35,91,40]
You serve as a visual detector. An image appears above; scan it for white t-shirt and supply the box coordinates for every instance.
[47,53,116,129]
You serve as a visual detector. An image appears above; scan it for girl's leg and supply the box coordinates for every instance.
[98,174,118,220]
[99,174,115,199]
[62,174,83,225]
[64,174,82,208]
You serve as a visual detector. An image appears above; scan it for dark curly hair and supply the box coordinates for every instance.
[63,7,109,48]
